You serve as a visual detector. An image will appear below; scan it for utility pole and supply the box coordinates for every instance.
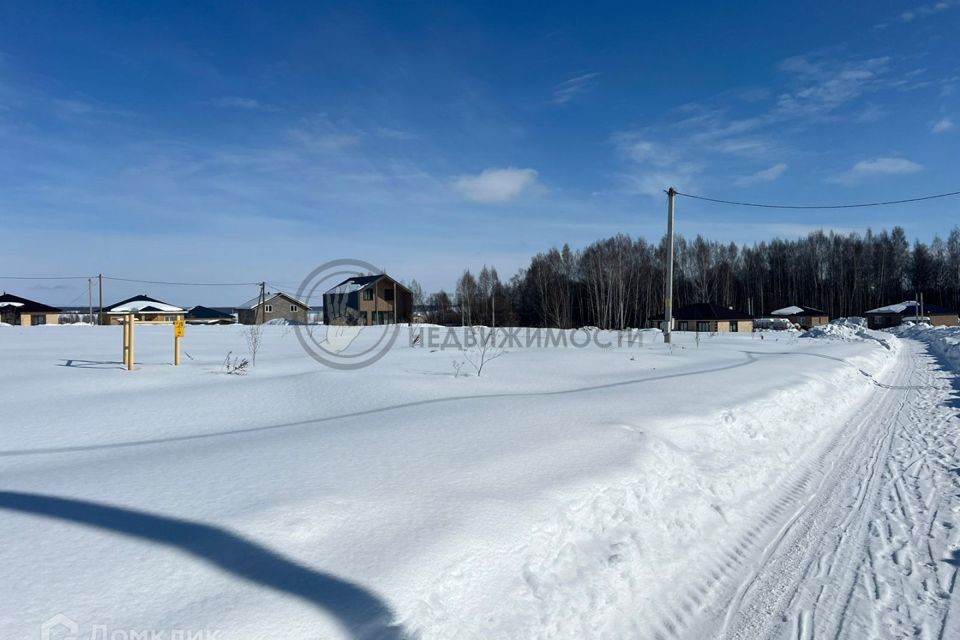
[87,278,93,324]
[664,187,677,344]
[98,274,103,325]
[257,282,266,325]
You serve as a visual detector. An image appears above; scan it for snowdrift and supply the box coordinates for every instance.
[896,323,960,371]
[800,319,897,350]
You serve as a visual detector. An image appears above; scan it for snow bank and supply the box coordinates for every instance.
[831,316,867,328]
[896,323,960,371]
[801,320,897,350]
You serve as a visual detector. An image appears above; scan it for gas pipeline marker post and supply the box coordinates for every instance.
[174,318,185,365]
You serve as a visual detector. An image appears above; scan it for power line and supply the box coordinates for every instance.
[1,275,261,286]
[675,189,960,210]
[0,275,92,280]
[102,276,260,287]
[266,283,326,302]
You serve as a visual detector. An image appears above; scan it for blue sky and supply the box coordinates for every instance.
[1,1,958,304]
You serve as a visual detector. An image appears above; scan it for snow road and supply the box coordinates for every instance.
[706,338,960,640]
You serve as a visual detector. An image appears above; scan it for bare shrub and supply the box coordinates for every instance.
[243,324,264,366]
[223,351,249,375]
[464,329,504,377]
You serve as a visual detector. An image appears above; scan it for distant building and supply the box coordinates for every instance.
[649,302,754,333]
[753,317,794,331]
[323,274,413,325]
[769,305,829,329]
[0,293,62,326]
[236,292,309,325]
[185,306,237,325]
[864,301,959,329]
[102,294,186,324]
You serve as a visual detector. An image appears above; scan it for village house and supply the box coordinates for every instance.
[0,293,62,326]
[102,294,186,325]
[769,305,830,329]
[864,301,959,329]
[236,292,309,324]
[649,302,754,333]
[323,274,413,325]
[185,306,237,325]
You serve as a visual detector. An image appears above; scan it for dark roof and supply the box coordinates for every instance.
[186,305,235,319]
[0,293,62,313]
[866,303,956,316]
[103,294,168,312]
[769,305,829,317]
[326,273,412,295]
[236,291,310,311]
[336,275,383,287]
[650,302,754,321]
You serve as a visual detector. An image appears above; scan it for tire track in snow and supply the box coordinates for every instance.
[689,339,960,640]
[633,349,890,640]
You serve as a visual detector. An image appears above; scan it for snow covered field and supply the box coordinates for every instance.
[1,323,957,639]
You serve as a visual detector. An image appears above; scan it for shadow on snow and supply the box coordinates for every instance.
[0,491,407,640]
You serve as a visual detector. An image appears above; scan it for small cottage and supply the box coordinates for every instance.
[769,305,830,329]
[323,274,413,325]
[0,293,62,326]
[648,302,754,333]
[236,292,309,325]
[185,306,237,325]
[864,301,959,329]
[102,294,186,324]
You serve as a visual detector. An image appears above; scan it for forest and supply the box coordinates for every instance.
[408,226,960,330]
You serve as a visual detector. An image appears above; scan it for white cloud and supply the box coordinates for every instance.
[775,55,891,119]
[287,129,359,152]
[553,73,600,105]
[454,167,539,203]
[376,127,417,140]
[735,163,787,186]
[211,96,276,111]
[828,157,923,185]
[609,50,924,197]
[286,116,362,153]
[610,131,706,196]
[900,1,960,22]
[51,99,136,122]
[932,117,955,133]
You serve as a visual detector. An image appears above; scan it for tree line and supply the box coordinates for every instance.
[406,226,960,330]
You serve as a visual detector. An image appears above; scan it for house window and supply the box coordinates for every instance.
[383,288,394,301]
[363,289,374,301]
[678,321,688,331]
[290,305,298,312]
[31,314,46,326]
[729,321,738,332]
[264,305,273,313]
[165,316,175,322]
[696,321,709,332]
